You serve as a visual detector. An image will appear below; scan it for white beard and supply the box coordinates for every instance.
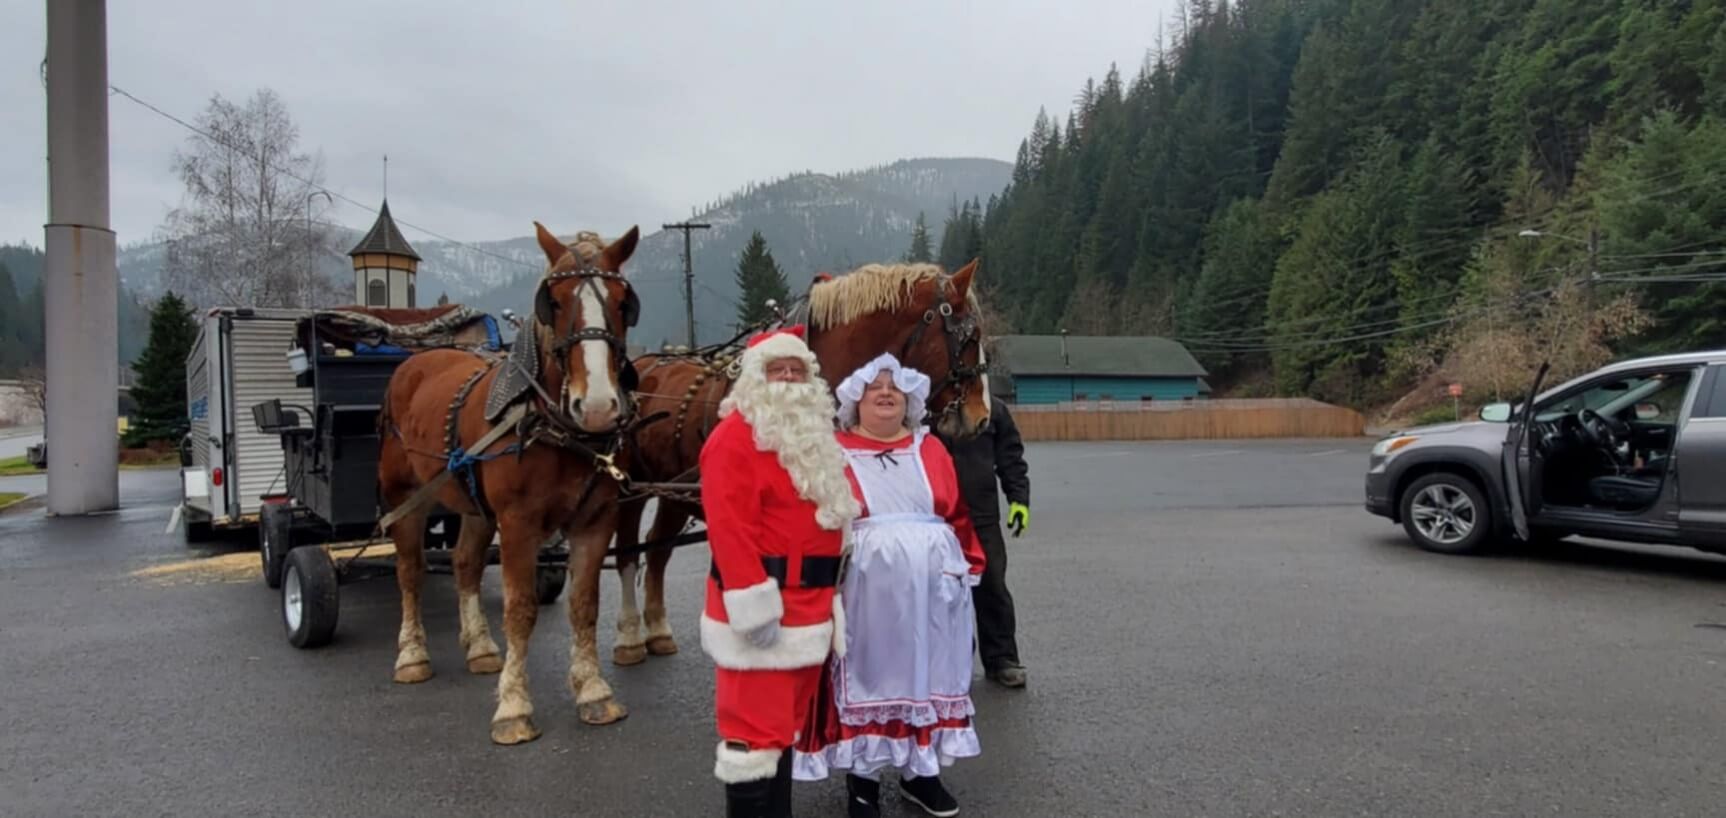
[721,375,861,530]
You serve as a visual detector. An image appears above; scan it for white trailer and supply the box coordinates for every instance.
[177,307,311,542]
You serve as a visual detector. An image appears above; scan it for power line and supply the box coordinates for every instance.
[1179,269,1725,355]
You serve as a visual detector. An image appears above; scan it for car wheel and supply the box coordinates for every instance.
[1400,472,1492,555]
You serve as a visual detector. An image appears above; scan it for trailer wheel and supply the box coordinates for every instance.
[259,504,291,589]
[535,566,566,606]
[283,547,339,649]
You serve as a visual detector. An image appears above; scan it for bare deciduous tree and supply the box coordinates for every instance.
[18,364,46,419]
[160,89,342,310]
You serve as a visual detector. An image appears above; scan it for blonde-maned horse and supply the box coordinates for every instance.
[609,260,992,665]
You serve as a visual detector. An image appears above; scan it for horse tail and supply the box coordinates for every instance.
[377,380,395,442]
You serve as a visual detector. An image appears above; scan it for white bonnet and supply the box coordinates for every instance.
[836,353,932,429]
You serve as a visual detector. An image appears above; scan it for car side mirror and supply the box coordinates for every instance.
[1634,402,1660,421]
[1479,403,1512,423]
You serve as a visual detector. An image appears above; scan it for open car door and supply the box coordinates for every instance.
[1501,362,1550,542]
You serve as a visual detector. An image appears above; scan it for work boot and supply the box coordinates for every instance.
[768,750,793,817]
[725,778,773,818]
[845,774,881,818]
[986,663,1027,689]
[900,775,960,817]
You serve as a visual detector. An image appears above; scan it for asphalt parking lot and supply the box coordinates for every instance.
[5,439,1726,817]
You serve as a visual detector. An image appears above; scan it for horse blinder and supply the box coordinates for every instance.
[622,287,641,329]
[534,280,558,329]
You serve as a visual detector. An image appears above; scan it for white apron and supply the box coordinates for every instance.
[807,429,978,779]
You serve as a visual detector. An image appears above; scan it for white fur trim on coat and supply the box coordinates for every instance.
[740,333,818,373]
[722,578,783,635]
[701,615,834,670]
[714,741,782,783]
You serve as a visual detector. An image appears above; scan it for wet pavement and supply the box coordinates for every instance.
[6,440,1726,816]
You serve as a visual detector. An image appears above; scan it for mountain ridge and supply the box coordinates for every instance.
[116,156,1012,347]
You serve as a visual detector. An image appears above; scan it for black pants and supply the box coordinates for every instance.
[972,519,1019,671]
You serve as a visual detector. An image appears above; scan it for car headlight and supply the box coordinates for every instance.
[1372,436,1419,457]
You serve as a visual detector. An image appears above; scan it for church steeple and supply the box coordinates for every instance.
[349,199,421,308]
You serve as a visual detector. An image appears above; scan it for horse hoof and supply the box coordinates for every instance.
[490,716,541,746]
[466,654,503,675]
[393,662,433,684]
[579,699,629,726]
[613,643,648,666]
[646,635,679,656]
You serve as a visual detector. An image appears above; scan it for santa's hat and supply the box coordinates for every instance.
[739,325,819,376]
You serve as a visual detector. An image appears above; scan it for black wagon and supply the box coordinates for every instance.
[251,306,569,649]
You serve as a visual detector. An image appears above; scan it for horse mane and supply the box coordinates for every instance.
[808,263,944,329]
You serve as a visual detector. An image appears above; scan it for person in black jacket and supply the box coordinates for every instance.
[936,398,1031,688]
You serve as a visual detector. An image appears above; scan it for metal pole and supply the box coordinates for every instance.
[44,0,118,515]
[662,221,711,347]
[305,190,332,307]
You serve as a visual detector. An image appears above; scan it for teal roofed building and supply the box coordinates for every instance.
[990,334,1210,405]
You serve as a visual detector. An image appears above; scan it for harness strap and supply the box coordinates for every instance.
[378,403,527,535]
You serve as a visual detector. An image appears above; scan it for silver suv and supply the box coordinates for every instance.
[1365,350,1726,555]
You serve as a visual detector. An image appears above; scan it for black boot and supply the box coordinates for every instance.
[725,778,773,818]
[768,750,794,817]
[845,774,881,818]
[900,775,959,817]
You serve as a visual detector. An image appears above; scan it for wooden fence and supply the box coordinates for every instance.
[1007,398,1366,441]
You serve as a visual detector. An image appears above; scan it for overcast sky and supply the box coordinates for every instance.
[3,0,1177,247]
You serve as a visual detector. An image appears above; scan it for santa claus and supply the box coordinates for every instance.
[699,325,860,817]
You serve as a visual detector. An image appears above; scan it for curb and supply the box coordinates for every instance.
[0,494,42,516]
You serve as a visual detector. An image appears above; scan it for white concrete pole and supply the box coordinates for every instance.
[44,0,119,514]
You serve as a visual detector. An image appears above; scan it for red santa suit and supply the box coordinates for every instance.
[700,326,862,787]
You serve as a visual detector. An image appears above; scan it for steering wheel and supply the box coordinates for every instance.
[1577,408,1624,452]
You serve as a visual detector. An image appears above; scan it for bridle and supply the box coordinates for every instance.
[531,260,642,427]
[897,275,987,429]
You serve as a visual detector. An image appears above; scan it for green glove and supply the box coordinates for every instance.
[1008,502,1030,537]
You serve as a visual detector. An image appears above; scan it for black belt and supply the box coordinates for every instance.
[711,555,842,589]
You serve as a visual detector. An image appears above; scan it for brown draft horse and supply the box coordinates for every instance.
[377,223,641,745]
[609,259,993,664]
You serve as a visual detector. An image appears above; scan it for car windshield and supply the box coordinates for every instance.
[1535,373,1681,421]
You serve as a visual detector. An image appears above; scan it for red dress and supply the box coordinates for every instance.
[794,429,985,781]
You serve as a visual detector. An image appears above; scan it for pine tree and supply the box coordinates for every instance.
[906,213,934,263]
[1594,111,1726,352]
[1182,198,1283,374]
[123,291,199,447]
[1267,132,1408,404]
[0,262,20,375]
[733,231,789,328]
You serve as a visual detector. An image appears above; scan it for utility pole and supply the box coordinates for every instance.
[1584,226,1600,313]
[1586,227,1600,281]
[305,190,332,308]
[44,0,119,515]
[663,220,711,347]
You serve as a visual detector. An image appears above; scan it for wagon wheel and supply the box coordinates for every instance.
[259,503,291,589]
[282,546,340,649]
